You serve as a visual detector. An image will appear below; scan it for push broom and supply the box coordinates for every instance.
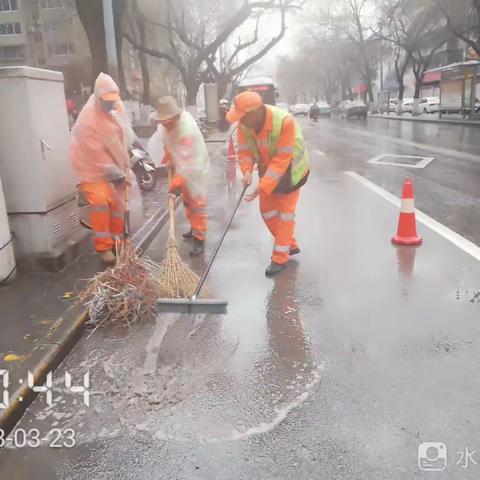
[156,184,248,315]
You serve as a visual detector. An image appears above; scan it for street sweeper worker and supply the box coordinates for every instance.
[71,73,133,266]
[226,91,309,277]
[153,96,211,256]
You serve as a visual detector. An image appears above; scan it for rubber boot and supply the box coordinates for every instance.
[265,261,287,277]
[100,250,116,266]
[190,238,205,256]
[290,247,301,256]
[182,229,193,239]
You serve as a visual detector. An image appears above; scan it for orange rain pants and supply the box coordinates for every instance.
[259,188,300,265]
[81,181,125,252]
[170,175,206,241]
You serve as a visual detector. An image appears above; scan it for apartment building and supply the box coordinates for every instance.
[0,0,90,91]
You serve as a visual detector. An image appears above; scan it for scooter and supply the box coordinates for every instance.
[130,142,157,191]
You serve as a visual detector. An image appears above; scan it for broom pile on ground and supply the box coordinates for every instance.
[80,198,199,329]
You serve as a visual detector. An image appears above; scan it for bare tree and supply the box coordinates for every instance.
[123,0,303,107]
[74,0,128,92]
[436,0,480,57]
[315,0,379,103]
[377,0,447,113]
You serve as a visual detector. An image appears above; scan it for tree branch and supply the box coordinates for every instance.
[231,6,287,75]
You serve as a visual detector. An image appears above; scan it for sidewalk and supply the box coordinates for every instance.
[372,112,480,126]
[0,132,231,435]
[0,178,167,380]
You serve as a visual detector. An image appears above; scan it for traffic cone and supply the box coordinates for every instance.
[227,135,235,160]
[391,178,422,246]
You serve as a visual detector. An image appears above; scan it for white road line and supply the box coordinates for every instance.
[333,124,480,164]
[312,149,326,156]
[345,171,480,262]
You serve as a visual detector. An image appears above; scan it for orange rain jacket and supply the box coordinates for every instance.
[70,73,130,183]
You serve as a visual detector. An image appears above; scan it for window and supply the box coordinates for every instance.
[0,45,25,60]
[0,22,21,35]
[40,0,63,8]
[47,42,74,56]
[0,0,18,12]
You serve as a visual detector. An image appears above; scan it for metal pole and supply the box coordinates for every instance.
[102,0,118,81]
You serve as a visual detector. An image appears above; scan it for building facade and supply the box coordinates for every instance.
[0,0,91,92]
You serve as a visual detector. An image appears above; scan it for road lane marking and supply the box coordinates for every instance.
[312,149,326,156]
[346,171,480,262]
[367,153,434,169]
[332,124,480,164]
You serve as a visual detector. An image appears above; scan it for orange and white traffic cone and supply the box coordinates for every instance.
[391,178,422,246]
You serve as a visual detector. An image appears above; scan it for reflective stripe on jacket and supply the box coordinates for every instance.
[238,106,309,194]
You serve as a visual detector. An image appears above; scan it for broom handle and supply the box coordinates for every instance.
[123,168,131,239]
[168,196,176,241]
[167,166,176,242]
[192,184,248,300]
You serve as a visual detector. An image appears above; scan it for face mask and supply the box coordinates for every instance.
[100,99,115,112]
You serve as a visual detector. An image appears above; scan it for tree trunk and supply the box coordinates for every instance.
[75,0,108,88]
[412,76,423,115]
[347,86,354,101]
[217,73,231,100]
[366,82,374,103]
[116,36,128,98]
[137,17,150,104]
[139,53,150,105]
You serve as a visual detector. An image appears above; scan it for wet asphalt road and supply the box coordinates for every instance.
[1,118,480,479]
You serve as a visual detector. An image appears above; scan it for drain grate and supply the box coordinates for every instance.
[367,154,434,168]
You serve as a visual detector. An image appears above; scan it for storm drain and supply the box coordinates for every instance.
[367,154,434,169]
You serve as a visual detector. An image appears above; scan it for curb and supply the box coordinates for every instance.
[371,114,480,127]
[0,202,175,437]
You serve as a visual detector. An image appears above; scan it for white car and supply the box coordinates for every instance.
[291,103,310,116]
[276,102,289,112]
[402,98,414,113]
[424,96,440,113]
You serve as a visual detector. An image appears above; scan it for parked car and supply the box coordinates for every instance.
[291,103,310,116]
[316,101,331,116]
[424,96,440,113]
[276,102,289,112]
[380,100,397,113]
[341,100,368,119]
[402,98,414,113]
[337,100,352,116]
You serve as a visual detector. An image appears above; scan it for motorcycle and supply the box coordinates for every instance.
[130,142,157,191]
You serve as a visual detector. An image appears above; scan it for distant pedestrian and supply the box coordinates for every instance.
[152,96,211,256]
[227,91,309,277]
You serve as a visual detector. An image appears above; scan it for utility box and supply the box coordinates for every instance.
[0,66,87,271]
[204,83,219,124]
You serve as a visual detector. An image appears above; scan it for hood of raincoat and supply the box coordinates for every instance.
[70,73,133,183]
[162,111,211,197]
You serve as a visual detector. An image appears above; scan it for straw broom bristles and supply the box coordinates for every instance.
[156,194,200,298]
[79,239,162,328]
[156,237,199,298]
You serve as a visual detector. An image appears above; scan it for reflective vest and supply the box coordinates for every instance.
[240,106,309,193]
